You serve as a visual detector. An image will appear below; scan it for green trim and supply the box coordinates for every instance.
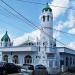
[42,3,52,12]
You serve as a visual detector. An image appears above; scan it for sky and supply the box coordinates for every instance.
[0,0,75,49]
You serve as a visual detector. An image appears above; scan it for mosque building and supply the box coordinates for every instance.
[0,3,75,74]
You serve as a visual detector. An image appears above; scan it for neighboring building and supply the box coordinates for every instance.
[0,3,75,74]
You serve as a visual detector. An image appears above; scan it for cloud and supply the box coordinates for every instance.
[67,41,75,49]
[63,11,75,28]
[13,30,40,46]
[68,28,75,34]
[51,0,70,38]
[53,9,75,38]
[53,21,64,38]
[50,0,69,20]
[13,0,75,46]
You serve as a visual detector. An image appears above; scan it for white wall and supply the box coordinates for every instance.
[2,51,38,66]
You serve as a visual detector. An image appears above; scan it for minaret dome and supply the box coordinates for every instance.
[42,3,52,12]
[1,31,10,42]
[1,31,13,47]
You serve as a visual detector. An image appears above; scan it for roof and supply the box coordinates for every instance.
[17,40,35,47]
[45,47,75,55]
[1,31,10,42]
[42,3,52,12]
[57,47,75,55]
[0,46,37,52]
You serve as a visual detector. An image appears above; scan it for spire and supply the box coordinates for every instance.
[46,3,49,7]
[5,31,8,35]
[42,3,52,12]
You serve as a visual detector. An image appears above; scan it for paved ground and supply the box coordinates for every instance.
[8,73,21,75]
[60,72,75,75]
[8,72,75,75]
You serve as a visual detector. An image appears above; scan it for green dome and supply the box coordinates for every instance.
[42,3,52,12]
[1,31,10,42]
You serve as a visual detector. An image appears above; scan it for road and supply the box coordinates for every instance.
[60,72,75,75]
[8,73,21,75]
[66,73,75,75]
[8,73,75,75]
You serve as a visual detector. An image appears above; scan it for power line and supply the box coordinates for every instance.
[17,0,75,10]
[49,27,75,36]
[0,4,74,37]
[1,0,75,36]
[1,0,75,48]
[17,0,45,5]
[16,0,75,21]
[1,0,73,49]
[0,4,36,32]
[0,5,28,32]
[1,0,38,29]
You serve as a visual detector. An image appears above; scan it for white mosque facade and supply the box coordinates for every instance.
[0,3,75,74]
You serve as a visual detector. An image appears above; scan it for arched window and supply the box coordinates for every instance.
[47,15,49,21]
[3,55,8,62]
[73,58,75,64]
[66,57,68,66]
[70,57,72,65]
[60,60,64,66]
[43,16,45,22]
[13,55,18,64]
[24,55,32,64]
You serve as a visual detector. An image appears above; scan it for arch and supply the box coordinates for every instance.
[13,55,18,64]
[60,60,64,66]
[66,57,68,66]
[3,55,8,62]
[43,16,45,22]
[24,55,32,64]
[70,57,72,65]
[47,15,49,21]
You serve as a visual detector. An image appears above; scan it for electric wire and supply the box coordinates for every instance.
[0,5,28,32]
[17,0,75,10]
[1,0,75,36]
[1,0,38,29]
[0,4,35,32]
[0,5,74,36]
[0,0,73,35]
[0,0,72,47]
[1,0,75,49]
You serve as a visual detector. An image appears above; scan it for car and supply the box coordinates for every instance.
[0,62,21,75]
[21,64,34,75]
[35,65,46,69]
[34,65,48,75]
[68,66,75,73]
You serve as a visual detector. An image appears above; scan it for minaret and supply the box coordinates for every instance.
[38,3,53,66]
[40,3,53,51]
[1,31,13,47]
